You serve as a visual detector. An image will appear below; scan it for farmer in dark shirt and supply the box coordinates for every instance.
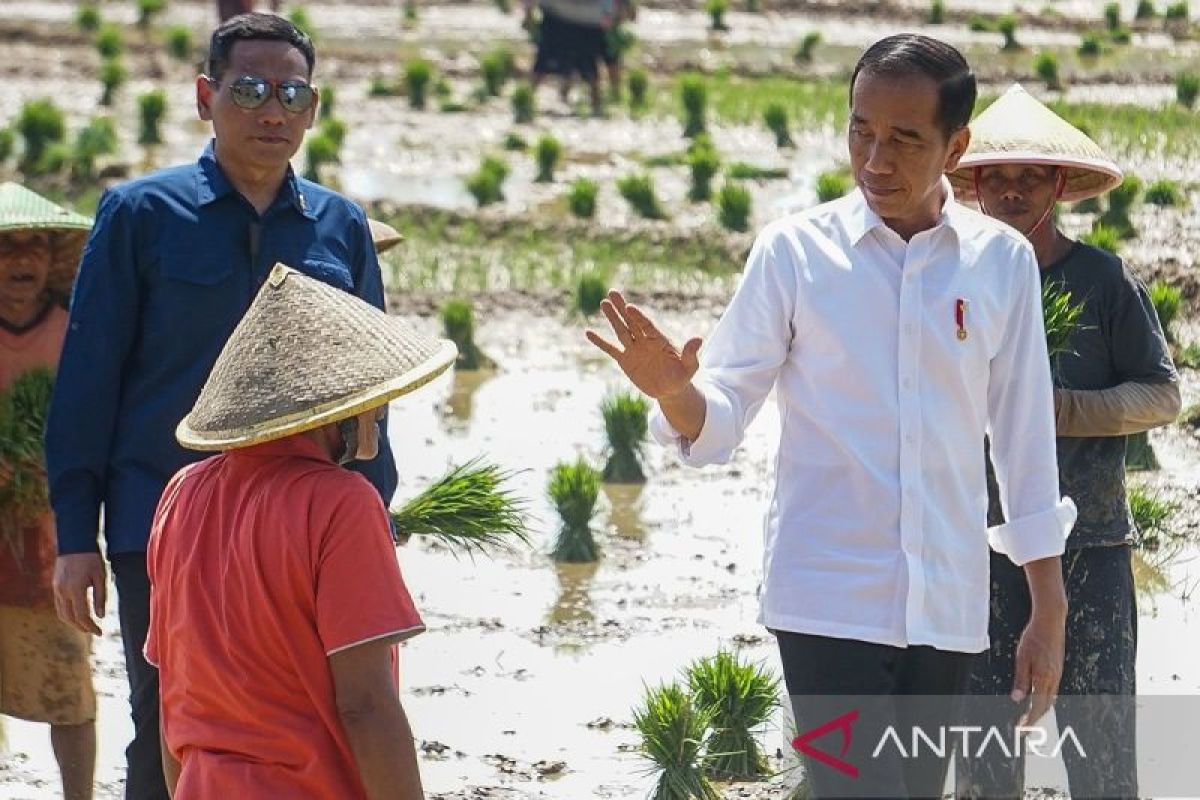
[949,84,1181,799]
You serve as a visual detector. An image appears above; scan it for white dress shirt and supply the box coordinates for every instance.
[651,182,1076,653]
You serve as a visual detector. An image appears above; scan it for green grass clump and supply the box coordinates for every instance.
[71,116,117,179]
[575,270,607,315]
[633,682,720,800]
[442,298,491,370]
[1081,223,1122,253]
[567,178,599,218]
[601,392,650,483]
[794,31,821,63]
[1099,176,1142,238]
[481,48,514,97]
[0,369,55,549]
[99,58,126,107]
[680,76,708,138]
[166,25,194,62]
[137,0,166,29]
[466,155,509,206]
[76,3,101,32]
[815,170,851,203]
[1035,51,1062,90]
[1149,281,1182,345]
[1078,33,1104,57]
[1176,72,1200,108]
[1165,2,1189,20]
[405,60,434,110]
[999,15,1021,50]
[1042,282,1086,363]
[303,132,339,182]
[717,183,752,232]
[548,458,602,563]
[727,162,788,180]
[391,459,529,555]
[628,68,650,111]
[969,14,995,32]
[503,131,527,151]
[763,103,792,147]
[1136,0,1157,19]
[928,0,946,24]
[1105,2,1122,30]
[512,83,535,123]
[686,650,779,780]
[706,0,730,31]
[687,134,720,202]
[535,134,562,182]
[137,90,167,146]
[96,23,123,59]
[1128,485,1179,551]
[1145,179,1182,206]
[618,174,667,219]
[16,98,66,174]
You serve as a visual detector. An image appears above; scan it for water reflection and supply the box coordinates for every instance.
[548,560,601,626]
[441,367,494,433]
[603,482,647,543]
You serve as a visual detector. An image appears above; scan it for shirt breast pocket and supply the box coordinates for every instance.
[298,258,354,292]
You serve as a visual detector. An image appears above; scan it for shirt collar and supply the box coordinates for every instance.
[194,140,318,221]
[846,176,963,249]
[229,432,336,464]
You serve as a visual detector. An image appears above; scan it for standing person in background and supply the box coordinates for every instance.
[46,14,397,800]
[0,183,96,800]
[950,84,1181,800]
[217,0,255,23]
[602,0,635,101]
[523,0,614,116]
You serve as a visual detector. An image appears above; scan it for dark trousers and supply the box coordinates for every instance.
[111,553,170,800]
[956,546,1138,800]
[776,631,975,799]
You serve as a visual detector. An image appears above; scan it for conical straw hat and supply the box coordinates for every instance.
[0,182,93,300]
[178,264,457,451]
[949,84,1122,203]
[368,218,404,254]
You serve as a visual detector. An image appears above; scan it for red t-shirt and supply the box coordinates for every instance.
[145,434,423,799]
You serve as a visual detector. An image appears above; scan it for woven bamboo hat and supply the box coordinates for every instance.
[949,84,1122,203]
[0,182,93,300]
[177,263,457,451]
[368,218,404,254]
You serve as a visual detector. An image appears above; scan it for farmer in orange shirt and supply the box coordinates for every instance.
[145,263,456,798]
[0,183,96,800]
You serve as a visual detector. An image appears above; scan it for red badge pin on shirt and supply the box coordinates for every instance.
[956,298,969,341]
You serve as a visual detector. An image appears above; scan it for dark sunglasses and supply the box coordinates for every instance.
[212,75,316,113]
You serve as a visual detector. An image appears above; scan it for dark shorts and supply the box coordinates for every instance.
[533,9,606,82]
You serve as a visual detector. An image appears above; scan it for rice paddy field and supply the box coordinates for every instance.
[1,0,1199,798]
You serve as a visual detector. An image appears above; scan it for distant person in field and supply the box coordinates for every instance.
[588,35,1075,798]
[950,83,1180,800]
[523,0,614,115]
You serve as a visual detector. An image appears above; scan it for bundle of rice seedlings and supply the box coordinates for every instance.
[998,15,1020,50]
[1078,32,1104,57]
[1099,176,1142,239]
[680,76,707,138]
[71,116,118,180]
[1034,51,1063,90]
[137,0,165,29]
[717,183,752,232]
[1042,281,1086,363]
[535,134,562,182]
[1081,222,1121,254]
[303,132,339,182]
[928,0,946,24]
[618,173,667,219]
[548,458,602,563]
[1128,484,1179,551]
[686,650,780,780]
[1145,179,1182,206]
[687,135,720,202]
[815,170,851,203]
[794,31,821,63]
[17,99,66,172]
[390,459,530,556]
[576,271,607,315]
[1105,1,1122,30]
[1149,281,1182,345]
[512,83,535,123]
[1136,0,1157,18]
[288,6,317,41]
[628,69,650,111]
[602,392,650,483]
[763,103,792,147]
[0,369,56,544]
[96,23,124,59]
[634,682,720,800]
[76,3,101,32]
[467,155,509,206]
[138,90,167,146]
[405,59,434,110]
[568,178,598,218]
[705,0,730,31]
[442,298,492,370]
[166,25,193,62]
[480,48,513,97]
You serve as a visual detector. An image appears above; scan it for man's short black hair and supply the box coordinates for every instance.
[207,12,315,81]
[850,34,977,139]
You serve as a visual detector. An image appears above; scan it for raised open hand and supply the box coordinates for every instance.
[585,290,703,400]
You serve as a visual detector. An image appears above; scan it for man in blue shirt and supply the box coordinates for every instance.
[45,14,397,799]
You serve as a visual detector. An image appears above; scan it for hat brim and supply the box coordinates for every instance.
[949,153,1123,203]
[176,339,457,451]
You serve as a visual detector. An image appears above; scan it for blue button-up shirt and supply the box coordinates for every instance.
[46,142,398,556]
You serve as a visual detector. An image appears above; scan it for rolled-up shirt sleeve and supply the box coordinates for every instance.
[650,223,797,467]
[986,243,1076,565]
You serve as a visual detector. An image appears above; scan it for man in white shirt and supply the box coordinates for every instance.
[587,35,1075,798]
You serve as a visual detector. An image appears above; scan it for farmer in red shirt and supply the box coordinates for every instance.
[145,263,456,799]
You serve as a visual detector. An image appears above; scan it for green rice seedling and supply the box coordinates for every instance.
[442,298,492,370]
[618,174,667,219]
[815,170,851,202]
[686,650,780,780]
[687,135,720,202]
[405,59,433,109]
[1136,0,1157,18]
[367,75,398,98]
[1149,281,1182,345]
[512,83,535,123]
[72,116,117,179]
[35,145,70,176]
[403,0,419,24]
[999,15,1021,50]
[166,25,194,62]
[794,31,821,63]
[466,155,509,206]
[480,48,513,97]
[763,103,793,147]
[628,68,650,111]
[548,458,602,563]
[680,76,708,137]
[1165,1,1189,20]
[706,0,730,31]
[318,85,335,119]
[633,682,719,800]
[1081,222,1121,253]
[503,131,527,151]
[568,178,599,218]
[535,134,562,182]
[99,57,127,106]
[1176,72,1199,108]
[318,118,346,150]
[0,369,55,546]
[137,90,167,146]
[96,23,123,59]
[1128,484,1179,551]
[76,3,101,32]
[928,0,946,24]
[0,129,14,165]
[288,6,317,41]
[601,392,650,483]
[1034,51,1062,90]
[434,78,452,99]
[1105,2,1122,30]
[16,99,65,174]
[727,162,788,180]
[303,132,339,182]
[137,0,166,29]
[1100,176,1142,238]
[391,459,530,555]
[1145,179,1182,206]
[575,270,607,315]
[746,0,760,12]
[1042,281,1086,364]
[717,183,752,232]
[1078,33,1104,57]
[969,15,995,32]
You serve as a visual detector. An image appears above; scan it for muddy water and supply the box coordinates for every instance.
[4,309,1195,798]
